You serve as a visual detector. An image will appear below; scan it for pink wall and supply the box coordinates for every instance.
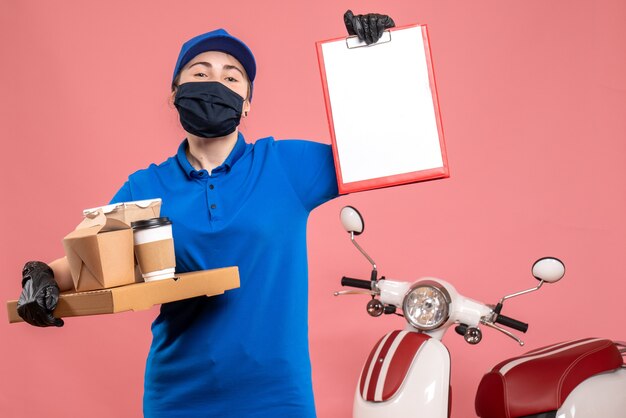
[1,1,625,417]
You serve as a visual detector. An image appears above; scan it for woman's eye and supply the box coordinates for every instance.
[194,73,208,77]
[225,77,238,82]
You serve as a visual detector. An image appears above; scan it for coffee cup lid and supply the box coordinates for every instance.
[131,217,172,230]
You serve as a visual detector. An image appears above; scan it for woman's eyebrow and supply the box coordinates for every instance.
[222,64,244,77]
[188,61,212,70]
[187,61,244,77]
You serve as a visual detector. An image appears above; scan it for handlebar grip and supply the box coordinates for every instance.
[341,277,372,290]
[495,314,529,333]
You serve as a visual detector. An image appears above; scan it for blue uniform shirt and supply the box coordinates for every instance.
[110,133,338,418]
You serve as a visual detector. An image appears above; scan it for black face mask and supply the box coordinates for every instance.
[174,82,244,138]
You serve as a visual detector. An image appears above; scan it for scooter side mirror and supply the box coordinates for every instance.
[340,206,365,235]
[499,257,566,307]
[339,206,377,276]
[532,257,565,283]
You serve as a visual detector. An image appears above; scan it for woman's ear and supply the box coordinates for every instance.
[168,88,177,108]
[243,99,251,118]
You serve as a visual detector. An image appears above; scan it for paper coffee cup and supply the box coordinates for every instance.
[131,217,176,282]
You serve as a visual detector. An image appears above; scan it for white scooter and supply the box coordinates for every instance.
[335,206,626,418]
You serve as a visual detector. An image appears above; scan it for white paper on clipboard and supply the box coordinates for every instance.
[317,25,448,193]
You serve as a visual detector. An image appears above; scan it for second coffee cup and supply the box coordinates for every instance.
[131,217,176,282]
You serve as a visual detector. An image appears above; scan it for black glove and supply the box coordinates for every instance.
[17,261,64,327]
[343,10,396,45]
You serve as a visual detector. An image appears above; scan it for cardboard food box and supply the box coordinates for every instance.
[83,198,162,227]
[63,211,135,292]
[84,198,163,284]
[7,267,239,323]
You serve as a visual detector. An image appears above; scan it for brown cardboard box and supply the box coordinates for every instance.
[83,198,162,227]
[7,267,239,323]
[84,199,163,283]
[63,211,135,292]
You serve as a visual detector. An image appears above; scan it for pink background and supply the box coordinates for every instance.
[1,1,625,417]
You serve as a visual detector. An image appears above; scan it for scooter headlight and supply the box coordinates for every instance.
[402,281,451,331]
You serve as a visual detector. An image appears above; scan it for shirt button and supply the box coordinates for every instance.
[211,204,217,209]
[198,172,205,177]
[209,184,214,190]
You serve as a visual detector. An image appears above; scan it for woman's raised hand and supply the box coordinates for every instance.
[343,10,396,45]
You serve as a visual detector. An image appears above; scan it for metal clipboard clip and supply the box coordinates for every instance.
[345,30,392,49]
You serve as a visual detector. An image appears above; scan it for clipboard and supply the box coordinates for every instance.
[316,24,449,194]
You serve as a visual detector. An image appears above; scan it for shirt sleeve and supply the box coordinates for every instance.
[109,181,133,204]
[274,139,339,212]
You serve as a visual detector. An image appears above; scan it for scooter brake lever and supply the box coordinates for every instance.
[480,319,525,346]
[333,290,378,296]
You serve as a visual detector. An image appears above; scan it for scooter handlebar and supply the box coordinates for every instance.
[495,314,529,333]
[341,277,373,290]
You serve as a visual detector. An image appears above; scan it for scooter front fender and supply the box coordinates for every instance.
[354,332,451,418]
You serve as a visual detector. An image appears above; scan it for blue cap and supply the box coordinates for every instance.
[172,29,256,100]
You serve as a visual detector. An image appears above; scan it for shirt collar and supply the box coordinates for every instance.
[177,132,247,179]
